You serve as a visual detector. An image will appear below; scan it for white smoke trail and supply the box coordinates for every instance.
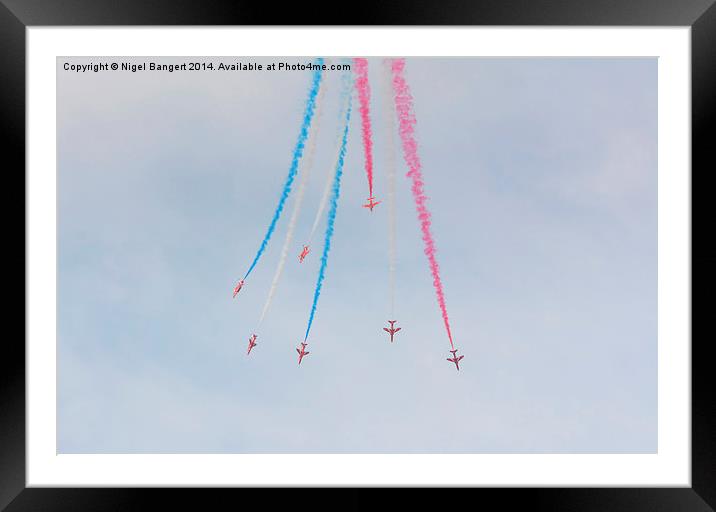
[381,59,398,317]
[308,133,342,242]
[307,70,352,243]
[257,73,328,325]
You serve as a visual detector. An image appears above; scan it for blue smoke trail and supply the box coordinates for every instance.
[304,97,352,341]
[243,60,324,280]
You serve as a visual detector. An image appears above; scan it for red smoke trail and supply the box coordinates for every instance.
[353,58,375,198]
[390,58,454,350]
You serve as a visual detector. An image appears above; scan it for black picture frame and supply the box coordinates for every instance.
[3,1,714,510]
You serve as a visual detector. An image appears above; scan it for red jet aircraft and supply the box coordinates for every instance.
[246,334,258,355]
[232,279,245,298]
[447,349,464,371]
[362,196,381,212]
[296,342,310,365]
[383,320,401,342]
[299,245,310,263]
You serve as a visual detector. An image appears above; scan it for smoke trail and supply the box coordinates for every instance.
[257,75,328,325]
[241,60,324,280]
[353,57,375,199]
[380,60,398,317]
[308,136,342,242]
[304,98,352,342]
[390,58,454,349]
[307,71,352,242]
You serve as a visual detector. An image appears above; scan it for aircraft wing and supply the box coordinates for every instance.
[457,356,464,361]
[383,328,390,333]
[394,327,401,333]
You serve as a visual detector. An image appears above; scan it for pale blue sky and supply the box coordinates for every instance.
[57,57,657,453]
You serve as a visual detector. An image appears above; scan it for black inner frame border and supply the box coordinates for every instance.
[2,1,714,510]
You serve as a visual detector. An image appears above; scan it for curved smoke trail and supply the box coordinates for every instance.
[390,58,455,350]
[241,60,324,280]
[307,71,352,242]
[380,60,398,318]
[304,98,352,342]
[257,75,328,325]
[353,57,375,199]
[308,135,342,242]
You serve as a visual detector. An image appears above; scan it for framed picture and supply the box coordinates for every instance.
[5,0,714,509]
